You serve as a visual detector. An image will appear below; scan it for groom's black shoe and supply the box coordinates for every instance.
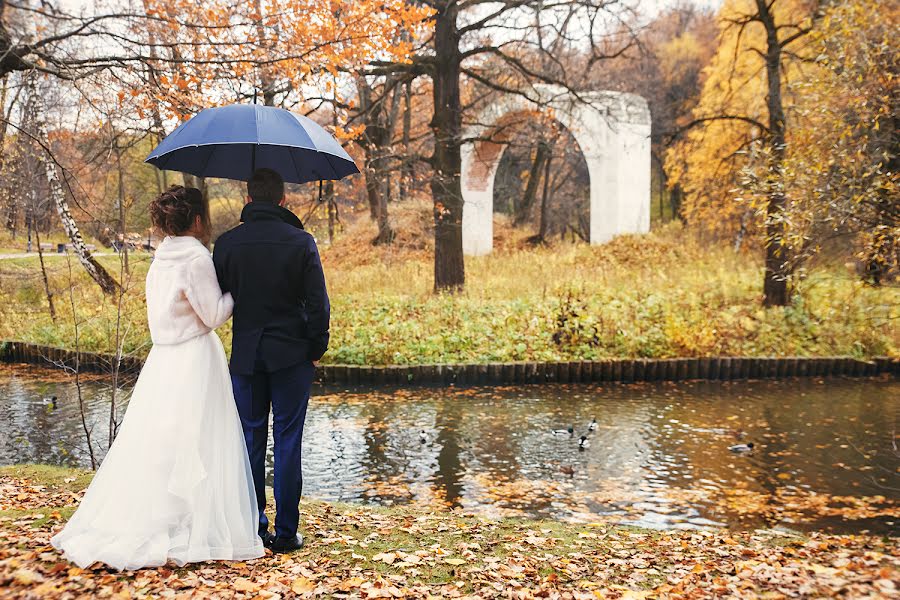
[259,529,276,548]
[270,534,304,554]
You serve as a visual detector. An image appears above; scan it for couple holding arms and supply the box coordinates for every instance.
[53,168,328,570]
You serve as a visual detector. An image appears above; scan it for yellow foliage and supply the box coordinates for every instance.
[665,0,820,238]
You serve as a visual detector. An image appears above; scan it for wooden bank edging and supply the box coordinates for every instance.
[1,340,897,386]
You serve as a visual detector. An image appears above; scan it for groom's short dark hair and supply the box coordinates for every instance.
[248,168,284,203]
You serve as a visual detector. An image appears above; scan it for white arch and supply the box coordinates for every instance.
[461,85,651,255]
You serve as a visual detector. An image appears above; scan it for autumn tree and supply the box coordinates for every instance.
[370,0,637,291]
[0,0,429,289]
[750,0,825,306]
[594,2,717,221]
[355,75,404,245]
[130,0,428,132]
[666,0,824,307]
[0,1,132,294]
[126,0,430,248]
[786,1,899,284]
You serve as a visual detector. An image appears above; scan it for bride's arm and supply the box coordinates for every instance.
[185,254,234,329]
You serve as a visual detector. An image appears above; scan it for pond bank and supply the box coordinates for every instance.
[0,464,896,599]
[2,339,897,386]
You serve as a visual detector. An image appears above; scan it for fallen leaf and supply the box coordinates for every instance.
[291,576,315,594]
[13,568,43,585]
[233,578,259,593]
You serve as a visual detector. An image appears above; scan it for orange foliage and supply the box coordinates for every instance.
[132,0,433,127]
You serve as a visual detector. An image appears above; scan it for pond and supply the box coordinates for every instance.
[0,364,897,534]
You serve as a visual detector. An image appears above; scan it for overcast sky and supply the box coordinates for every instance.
[59,0,724,18]
[641,0,722,14]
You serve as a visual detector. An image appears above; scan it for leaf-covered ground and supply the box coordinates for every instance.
[0,465,897,599]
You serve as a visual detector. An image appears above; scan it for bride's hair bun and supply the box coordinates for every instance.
[150,185,206,236]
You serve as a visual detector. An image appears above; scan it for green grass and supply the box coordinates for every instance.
[1,223,897,364]
[0,464,94,491]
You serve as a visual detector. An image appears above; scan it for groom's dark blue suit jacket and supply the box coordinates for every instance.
[213,202,330,375]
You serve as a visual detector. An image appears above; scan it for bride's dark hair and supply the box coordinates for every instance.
[149,185,207,237]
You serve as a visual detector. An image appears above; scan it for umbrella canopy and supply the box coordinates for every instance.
[145,104,359,184]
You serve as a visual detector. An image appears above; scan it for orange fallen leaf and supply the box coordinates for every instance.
[291,576,315,594]
[233,578,259,592]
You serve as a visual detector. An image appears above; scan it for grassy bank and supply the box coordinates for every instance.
[1,220,897,365]
[1,464,896,598]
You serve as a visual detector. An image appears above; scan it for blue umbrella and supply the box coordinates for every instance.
[145,104,359,184]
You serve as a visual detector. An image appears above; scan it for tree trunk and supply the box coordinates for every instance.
[538,151,553,241]
[655,156,667,222]
[253,0,278,107]
[399,78,413,201]
[429,0,465,292]
[373,172,395,245]
[374,85,402,245]
[364,164,380,221]
[114,138,129,274]
[758,0,790,307]
[671,183,685,223]
[357,80,382,221]
[0,75,13,235]
[4,199,15,235]
[516,140,551,225]
[140,0,169,198]
[357,76,397,244]
[31,87,119,296]
[33,223,56,321]
[325,179,335,244]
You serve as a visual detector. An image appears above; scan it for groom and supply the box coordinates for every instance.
[213,168,330,553]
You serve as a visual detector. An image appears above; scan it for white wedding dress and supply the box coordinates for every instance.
[52,236,264,570]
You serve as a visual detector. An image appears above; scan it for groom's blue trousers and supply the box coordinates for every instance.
[231,360,315,539]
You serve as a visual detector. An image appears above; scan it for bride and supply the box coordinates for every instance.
[52,185,265,570]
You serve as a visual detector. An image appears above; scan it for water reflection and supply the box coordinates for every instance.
[0,365,897,533]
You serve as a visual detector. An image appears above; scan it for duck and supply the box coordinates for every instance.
[41,396,58,409]
[728,442,754,453]
[419,430,428,443]
[578,435,590,450]
[552,426,575,436]
[588,418,597,432]
[559,465,576,477]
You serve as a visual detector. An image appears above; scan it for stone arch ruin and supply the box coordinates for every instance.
[461,85,651,255]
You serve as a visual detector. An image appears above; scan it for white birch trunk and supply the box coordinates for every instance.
[29,79,119,295]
